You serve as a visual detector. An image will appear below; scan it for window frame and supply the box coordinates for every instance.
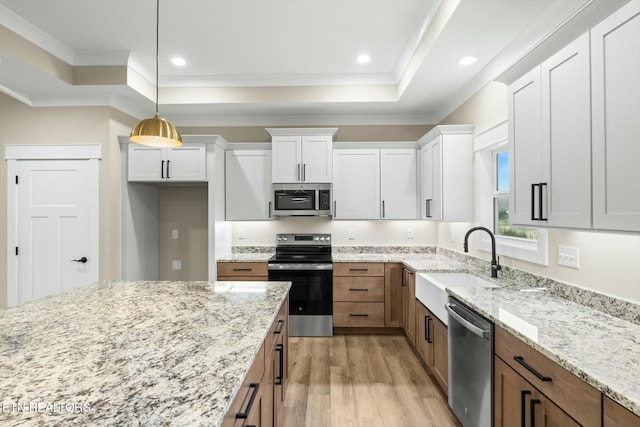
[474,121,548,266]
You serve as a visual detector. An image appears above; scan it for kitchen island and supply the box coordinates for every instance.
[0,280,290,426]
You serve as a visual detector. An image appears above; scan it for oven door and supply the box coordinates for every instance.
[268,263,332,315]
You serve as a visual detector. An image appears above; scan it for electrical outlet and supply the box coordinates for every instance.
[172,260,182,270]
[348,228,356,240]
[407,228,414,239]
[238,228,245,240]
[557,246,579,269]
[171,229,179,239]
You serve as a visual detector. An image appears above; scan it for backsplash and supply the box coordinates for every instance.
[228,245,640,325]
[437,247,640,326]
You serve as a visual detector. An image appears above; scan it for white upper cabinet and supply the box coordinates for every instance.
[591,0,640,231]
[542,33,592,229]
[419,126,473,221]
[509,33,592,228]
[508,68,543,226]
[268,128,336,183]
[380,149,417,220]
[128,143,207,182]
[225,149,273,221]
[333,147,417,220]
[333,149,380,219]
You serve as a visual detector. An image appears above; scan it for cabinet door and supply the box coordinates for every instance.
[541,33,592,228]
[301,135,332,183]
[128,145,164,181]
[272,136,302,183]
[333,149,380,219]
[495,356,536,427]
[384,263,403,328]
[603,396,640,427]
[592,0,640,231]
[226,150,273,220]
[165,144,207,181]
[415,301,434,367]
[421,143,434,219]
[261,348,275,427]
[432,316,448,393]
[405,269,416,346]
[380,149,417,219]
[430,140,442,221]
[509,67,543,226]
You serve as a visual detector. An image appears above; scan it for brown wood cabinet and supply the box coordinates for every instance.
[402,267,416,346]
[384,263,404,328]
[415,300,448,393]
[217,262,268,281]
[225,296,289,427]
[222,343,265,427]
[494,326,601,427]
[495,356,579,427]
[603,396,640,427]
[333,263,385,328]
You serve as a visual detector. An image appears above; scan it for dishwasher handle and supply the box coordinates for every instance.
[445,302,490,339]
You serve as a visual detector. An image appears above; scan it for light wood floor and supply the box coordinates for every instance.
[283,335,458,427]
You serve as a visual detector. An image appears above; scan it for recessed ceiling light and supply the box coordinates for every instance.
[171,57,186,67]
[458,56,477,66]
[356,54,371,64]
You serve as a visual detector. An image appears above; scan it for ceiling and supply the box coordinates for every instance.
[0,0,629,127]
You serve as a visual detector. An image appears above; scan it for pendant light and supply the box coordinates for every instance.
[130,0,182,147]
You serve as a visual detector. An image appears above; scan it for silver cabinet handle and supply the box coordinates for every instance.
[297,163,300,181]
[303,163,306,182]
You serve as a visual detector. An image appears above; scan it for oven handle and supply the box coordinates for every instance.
[268,263,333,271]
[445,303,490,339]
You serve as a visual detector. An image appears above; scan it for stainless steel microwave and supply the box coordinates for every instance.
[272,183,332,217]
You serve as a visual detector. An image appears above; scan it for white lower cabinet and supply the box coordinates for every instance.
[333,148,416,220]
[225,150,273,220]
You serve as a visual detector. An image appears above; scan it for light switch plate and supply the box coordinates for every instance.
[172,260,182,270]
[171,229,179,239]
[407,228,414,239]
[558,246,579,269]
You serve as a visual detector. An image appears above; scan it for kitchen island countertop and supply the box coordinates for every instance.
[0,280,290,426]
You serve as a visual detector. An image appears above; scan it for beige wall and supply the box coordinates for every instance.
[437,83,640,303]
[179,125,434,143]
[0,93,134,307]
[158,186,208,281]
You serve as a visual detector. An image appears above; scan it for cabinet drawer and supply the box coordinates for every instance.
[222,342,265,427]
[495,326,600,426]
[333,276,384,302]
[266,299,288,352]
[333,302,384,327]
[333,263,384,277]
[217,262,268,277]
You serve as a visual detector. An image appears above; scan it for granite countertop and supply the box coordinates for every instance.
[0,280,291,427]
[448,283,640,417]
[217,253,274,262]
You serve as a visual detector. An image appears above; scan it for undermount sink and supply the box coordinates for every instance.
[416,272,497,326]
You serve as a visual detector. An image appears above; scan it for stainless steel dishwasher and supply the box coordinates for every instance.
[446,296,493,427]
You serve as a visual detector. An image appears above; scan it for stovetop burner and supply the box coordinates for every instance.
[269,233,332,264]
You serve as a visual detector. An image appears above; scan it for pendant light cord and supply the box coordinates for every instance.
[155,0,160,115]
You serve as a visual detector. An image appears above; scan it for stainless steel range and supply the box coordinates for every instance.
[268,233,333,337]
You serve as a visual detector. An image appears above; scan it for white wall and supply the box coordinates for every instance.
[231,218,438,247]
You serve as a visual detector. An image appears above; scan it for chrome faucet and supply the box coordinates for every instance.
[463,226,502,278]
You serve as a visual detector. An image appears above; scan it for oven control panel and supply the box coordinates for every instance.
[275,233,331,245]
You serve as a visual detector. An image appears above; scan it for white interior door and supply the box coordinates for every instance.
[15,159,98,304]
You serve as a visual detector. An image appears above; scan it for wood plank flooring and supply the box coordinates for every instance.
[283,335,459,427]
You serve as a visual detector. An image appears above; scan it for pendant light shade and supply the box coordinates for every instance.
[130,0,182,147]
[130,113,182,147]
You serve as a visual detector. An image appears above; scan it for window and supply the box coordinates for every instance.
[475,122,548,265]
[491,149,537,240]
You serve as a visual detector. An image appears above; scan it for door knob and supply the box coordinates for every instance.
[71,257,88,263]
